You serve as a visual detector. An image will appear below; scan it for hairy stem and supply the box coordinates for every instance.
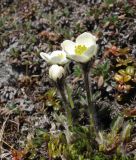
[56,79,72,127]
[65,84,74,109]
[82,63,98,133]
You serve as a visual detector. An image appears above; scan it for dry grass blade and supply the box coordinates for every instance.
[0,148,11,159]
[0,107,13,116]
[0,106,18,156]
[0,115,10,154]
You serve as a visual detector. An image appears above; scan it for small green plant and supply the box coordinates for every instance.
[124,3,135,16]
[10,48,20,58]
[38,88,60,110]
[96,116,133,156]
[93,60,110,81]
[73,65,82,78]
[103,15,118,25]
[48,133,67,159]
[105,46,136,101]
[104,0,117,5]
[46,125,91,159]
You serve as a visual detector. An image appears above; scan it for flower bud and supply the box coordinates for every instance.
[49,64,65,81]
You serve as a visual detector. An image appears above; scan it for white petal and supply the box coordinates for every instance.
[70,54,89,63]
[84,44,98,59]
[40,52,51,62]
[51,50,65,57]
[50,50,69,65]
[61,58,69,64]
[76,32,97,47]
[61,40,76,57]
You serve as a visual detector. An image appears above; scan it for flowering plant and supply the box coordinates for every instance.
[40,32,98,129]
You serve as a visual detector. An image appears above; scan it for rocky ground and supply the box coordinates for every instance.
[0,0,136,159]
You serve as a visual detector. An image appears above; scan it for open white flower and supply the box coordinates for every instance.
[61,32,98,63]
[49,64,65,81]
[40,50,69,65]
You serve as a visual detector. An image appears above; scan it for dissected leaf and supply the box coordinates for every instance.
[11,149,27,160]
[107,46,130,56]
[118,69,126,75]
[118,66,135,76]
[114,73,131,83]
[122,75,131,83]
[107,45,119,56]
[116,57,133,67]
[116,84,131,92]
[114,73,123,82]
[118,47,130,55]
[126,66,135,76]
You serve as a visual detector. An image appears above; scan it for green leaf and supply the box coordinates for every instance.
[112,116,124,135]
[66,84,74,109]
[118,69,126,75]
[122,123,132,142]
[126,66,135,76]
[73,65,82,77]
[93,60,110,80]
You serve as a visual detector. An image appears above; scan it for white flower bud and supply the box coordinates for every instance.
[49,64,65,81]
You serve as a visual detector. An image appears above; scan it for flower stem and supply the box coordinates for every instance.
[56,79,72,127]
[81,63,98,133]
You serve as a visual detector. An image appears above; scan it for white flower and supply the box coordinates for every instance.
[61,32,98,63]
[49,64,65,81]
[40,50,69,65]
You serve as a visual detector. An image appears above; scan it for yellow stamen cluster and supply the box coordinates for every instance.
[75,45,88,55]
[59,53,64,58]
